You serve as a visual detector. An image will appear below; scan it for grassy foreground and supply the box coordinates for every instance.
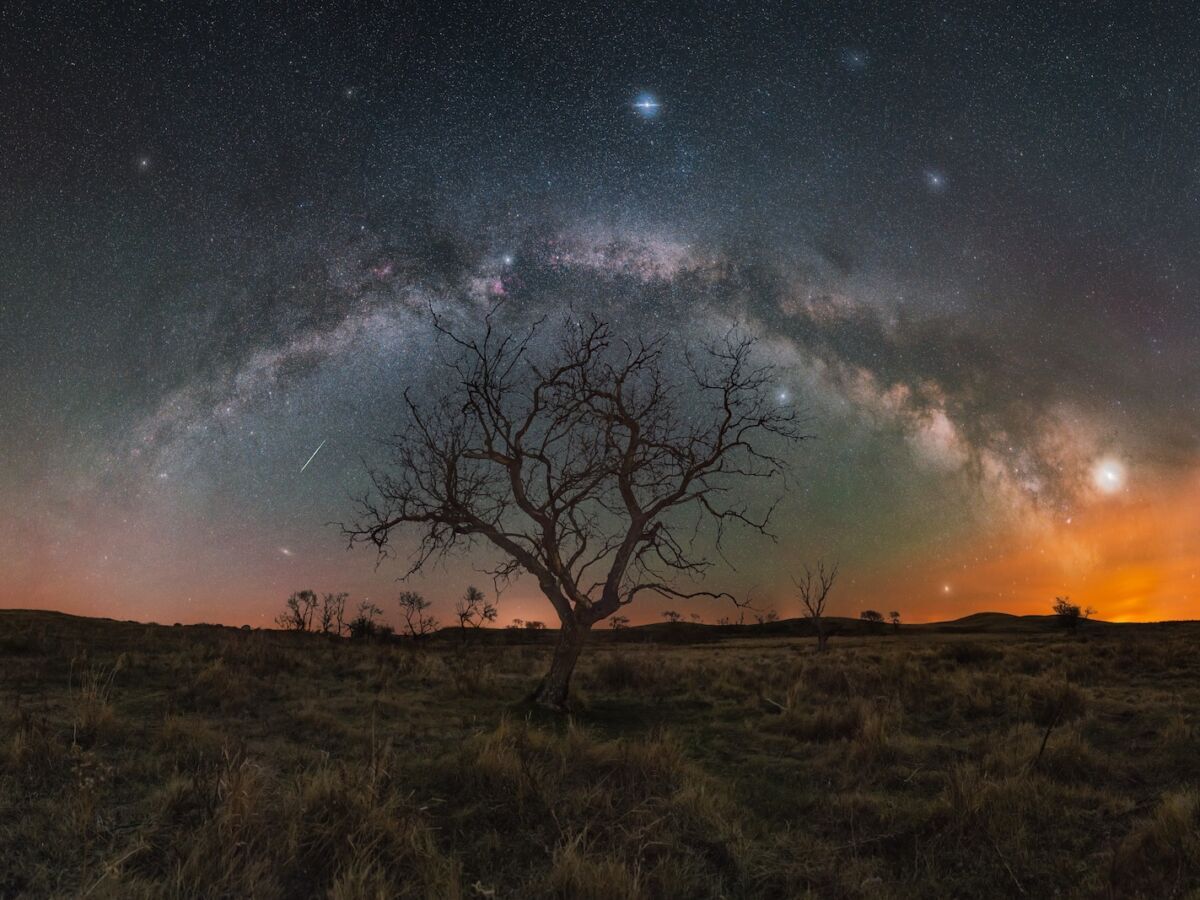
[2,610,1199,898]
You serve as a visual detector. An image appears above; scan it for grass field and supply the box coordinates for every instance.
[2,609,1199,898]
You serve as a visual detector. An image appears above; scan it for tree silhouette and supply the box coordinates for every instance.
[794,560,838,651]
[1052,596,1095,633]
[347,600,384,639]
[319,592,348,635]
[276,590,318,632]
[343,311,803,710]
[456,585,498,630]
[398,590,439,639]
[860,609,885,633]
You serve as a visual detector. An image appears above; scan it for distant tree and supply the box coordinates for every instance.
[754,609,779,625]
[524,620,546,631]
[662,610,682,624]
[889,610,901,632]
[319,592,348,635]
[1052,596,1077,620]
[609,615,630,630]
[1052,597,1095,633]
[456,585,498,631]
[795,560,839,651]
[689,612,703,623]
[716,616,733,627]
[347,600,384,640]
[276,590,318,632]
[398,590,439,640]
[860,609,885,633]
[507,618,525,630]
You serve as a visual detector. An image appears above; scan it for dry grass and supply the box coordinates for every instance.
[1,610,1199,897]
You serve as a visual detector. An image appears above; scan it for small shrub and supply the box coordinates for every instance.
[71,655,126,748]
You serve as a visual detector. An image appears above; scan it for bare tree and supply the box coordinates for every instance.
[795,561,839,651]
[319,592,348,635]
[456,585,498,630]
[662,609,682,623]
[276,590,318,632]
[889,610,901,632]
[343,312,803,709]
[609,615,630,630]
[398,590,439,640]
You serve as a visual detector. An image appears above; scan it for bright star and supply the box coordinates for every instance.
[503,254,514,266]
[924,169,946,192]
[1092,458,1126,494]
[138,157,151,170]
[633,93,661,118]
[840,48,869,70]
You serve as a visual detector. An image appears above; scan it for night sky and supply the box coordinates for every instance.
[3,3,1199,626]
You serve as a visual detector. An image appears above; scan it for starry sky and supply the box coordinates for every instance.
[3,2,1199,627]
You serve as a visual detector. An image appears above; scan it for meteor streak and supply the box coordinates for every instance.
[300,439,327,473]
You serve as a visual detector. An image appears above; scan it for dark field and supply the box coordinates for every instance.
[2,610,1199,898]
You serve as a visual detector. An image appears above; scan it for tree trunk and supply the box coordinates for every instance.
[532,620,589,711]
[814,617,828,652]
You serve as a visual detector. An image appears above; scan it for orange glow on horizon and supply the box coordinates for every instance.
[858,467,1200,623]
[7,469,1200,629]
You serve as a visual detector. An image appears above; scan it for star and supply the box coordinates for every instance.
[840,48,869,70]
[1092,458,1126,494]
[138,157,151,170]
[924,169,946,192]
[632,93,661,119]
